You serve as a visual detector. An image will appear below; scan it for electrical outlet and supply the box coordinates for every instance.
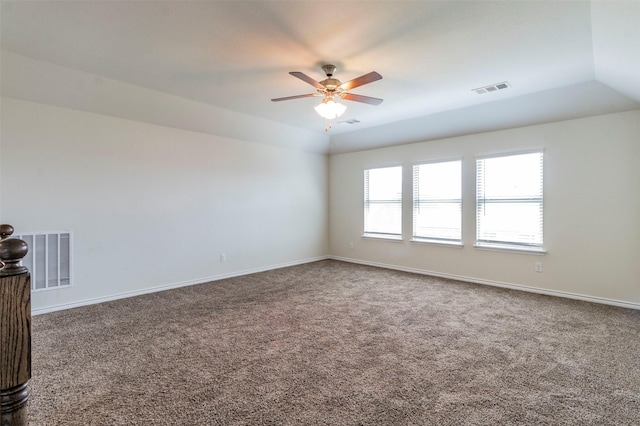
[220,253,227,262]
[349,242,355,250]
[534,262,543,273]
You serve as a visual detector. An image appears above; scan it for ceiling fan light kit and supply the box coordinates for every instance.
[314,98,347,120]
[272,64,383,131]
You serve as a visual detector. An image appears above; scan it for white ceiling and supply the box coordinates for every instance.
[1,0,639,153]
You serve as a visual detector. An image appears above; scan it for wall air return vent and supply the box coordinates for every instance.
[13,231,72,291]
[473,81,510,95]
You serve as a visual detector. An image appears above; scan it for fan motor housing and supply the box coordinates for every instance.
[321,78,342,91]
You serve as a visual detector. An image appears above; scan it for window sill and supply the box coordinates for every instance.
[362,233,403,242]
[474,243,546,255]
[411,238,463,248]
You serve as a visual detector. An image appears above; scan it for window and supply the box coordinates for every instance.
[476,150,544,251]
[413,160,462,244]
[364,166,402,239]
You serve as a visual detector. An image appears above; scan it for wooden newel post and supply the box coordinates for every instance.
[0,224,31,426]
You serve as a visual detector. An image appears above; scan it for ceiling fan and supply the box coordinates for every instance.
[271,65,383,125]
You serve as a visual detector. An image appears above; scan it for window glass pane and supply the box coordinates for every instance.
[367,167,402,201]
[413,160,461,242]
[479,153,542,199]
[477,202,543,245]
[417,161,461,200]
[364,166,402,237]
[365,202,402,234]
[476,151,543,248]
[414,202,461,240]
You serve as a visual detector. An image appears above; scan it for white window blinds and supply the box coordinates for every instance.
[413,160,462,243]
[476,151,543,249]
[364,166,402,239]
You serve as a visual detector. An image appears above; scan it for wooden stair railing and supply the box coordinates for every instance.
[0,224,31,426]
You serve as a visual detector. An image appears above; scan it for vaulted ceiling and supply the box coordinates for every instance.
[2,1,639,153]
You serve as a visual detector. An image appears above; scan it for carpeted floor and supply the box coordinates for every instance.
[29,260,640,425]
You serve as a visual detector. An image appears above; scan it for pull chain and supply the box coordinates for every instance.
[324,121,333,132]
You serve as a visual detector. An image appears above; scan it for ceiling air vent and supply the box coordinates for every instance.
[472,81,510,95]
[339,119,361,125]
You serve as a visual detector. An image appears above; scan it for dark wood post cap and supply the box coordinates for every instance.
[0,237,29,276]
[0,224,15,240]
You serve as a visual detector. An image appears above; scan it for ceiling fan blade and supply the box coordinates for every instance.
[290,71,325,90]
[339,71,382,91]
[342,93,384,106]
[271,93,317,102]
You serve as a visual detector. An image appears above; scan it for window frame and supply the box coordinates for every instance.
[475,149,545,253]
[411,158,463,246]
[363,165,403,241]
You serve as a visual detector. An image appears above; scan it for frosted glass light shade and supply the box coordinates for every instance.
[314,100,347,119]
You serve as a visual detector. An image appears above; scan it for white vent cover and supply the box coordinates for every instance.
[473,81,510,94]
[13,232,72,291]
[339,118,361,125]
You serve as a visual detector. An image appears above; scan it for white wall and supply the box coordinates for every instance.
[1,97,329,313]
[1,51,330,154]
[329,110,640,307]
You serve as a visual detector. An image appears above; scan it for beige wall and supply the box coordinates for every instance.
[1,98,329,313]
[329,110,640,306]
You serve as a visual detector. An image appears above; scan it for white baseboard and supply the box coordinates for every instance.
[32,255,330,316]
[33,255,639,315]
[330,256,640,311]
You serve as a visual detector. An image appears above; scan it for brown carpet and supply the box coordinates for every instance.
[29,260,640,425]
